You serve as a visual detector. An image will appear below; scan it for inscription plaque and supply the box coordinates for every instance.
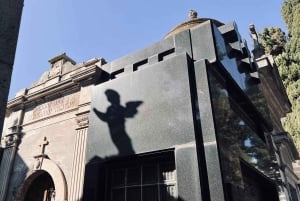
[24,93,79,123]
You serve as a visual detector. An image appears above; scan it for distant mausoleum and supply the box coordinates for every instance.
[1,11,299,201]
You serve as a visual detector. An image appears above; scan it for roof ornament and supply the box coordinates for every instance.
[249,24,259,49]
[249,24,265,58]
[189,10,198,20]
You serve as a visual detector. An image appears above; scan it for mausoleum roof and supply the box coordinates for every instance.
[164,10,224,39]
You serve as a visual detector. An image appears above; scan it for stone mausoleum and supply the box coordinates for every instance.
[1,11,299,201]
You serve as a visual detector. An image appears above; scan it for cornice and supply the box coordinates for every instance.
[7,65,101,109]
[71,65,101,83]
[7,79,76,109]
[273,132,299,160]
[256,56,292,115]
[48,52,76,65]
[7,95,26,108]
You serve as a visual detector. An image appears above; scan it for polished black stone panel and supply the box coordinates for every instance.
[207,68,279,201]
[193,59,226,201]
[190,21,217,62]
[175,145,202,201]
[98,29,196,83]
[100,37,175,74]
[87,53,196,161]
[173,29,193,58]
[218,22,240,43]
[84,18,281,201]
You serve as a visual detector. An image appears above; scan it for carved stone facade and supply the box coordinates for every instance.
[0,53,105,201]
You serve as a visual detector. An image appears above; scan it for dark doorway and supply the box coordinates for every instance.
[24,171,55,201]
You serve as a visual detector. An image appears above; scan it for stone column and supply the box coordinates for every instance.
[0,103,24,201]
[68,62,103,201]
[69,113,89,201]
[0,130,20,201]
[0,0,24,137]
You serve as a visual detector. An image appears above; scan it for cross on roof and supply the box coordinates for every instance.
[39,136,49,155]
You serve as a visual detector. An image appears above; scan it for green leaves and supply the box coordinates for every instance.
[259,27,286,56]
[260,0,300,150]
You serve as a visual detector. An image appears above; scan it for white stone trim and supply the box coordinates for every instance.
[17,158,68,201]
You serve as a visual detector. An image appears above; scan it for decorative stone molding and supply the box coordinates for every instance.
[9,124,21,133]
[71,65,102,83]
[84,57,106,67]
[0,134,20,201]
[2,133,19,148]
[48,63,62,78]
[6,96,25,108]
[69,126,88,200]
[75,114,89,129]
[16,159,68,201]
[7,54,105,111]
[48,52,76,66]
[273,132,299,160]
[32,158,41,171]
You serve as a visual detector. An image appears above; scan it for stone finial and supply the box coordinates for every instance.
[189,10,198,20]
[249,24,259,48]
[249,23,265,58]
[249,24,256,34]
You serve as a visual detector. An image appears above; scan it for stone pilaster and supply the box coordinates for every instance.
[0,3,24,197]
[0,132,20,201]
[69,114,89,201]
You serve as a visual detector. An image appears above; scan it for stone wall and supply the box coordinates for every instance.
[0,0,24,137]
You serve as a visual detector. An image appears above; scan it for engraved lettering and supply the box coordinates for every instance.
[30,93,79,120]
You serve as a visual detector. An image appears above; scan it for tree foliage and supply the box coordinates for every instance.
[260,27,286,56]
[260,0,300,149]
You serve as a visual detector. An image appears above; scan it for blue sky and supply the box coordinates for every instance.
[9,0,286,99]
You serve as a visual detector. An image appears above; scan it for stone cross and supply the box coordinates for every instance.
[39,136,49,155]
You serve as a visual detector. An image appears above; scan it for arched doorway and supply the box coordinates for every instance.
[16,158,68,201]
[24,170,55,201]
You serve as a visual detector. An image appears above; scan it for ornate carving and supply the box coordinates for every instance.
[48,62,62,78]
[71,65,102,83]
[189,10,198,19]
[249,24,264,58]
[33,158,41,170]
[3,134,19,147]
[76,115,89,128]
[28,93,79,121]
[31,136,49,172]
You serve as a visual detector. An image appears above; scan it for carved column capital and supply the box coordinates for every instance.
[75,114,89,129]
[2,133,19,148]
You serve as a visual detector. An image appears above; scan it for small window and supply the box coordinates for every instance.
[107,152,177,201]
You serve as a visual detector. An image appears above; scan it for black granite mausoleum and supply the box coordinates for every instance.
[83,19,281,201]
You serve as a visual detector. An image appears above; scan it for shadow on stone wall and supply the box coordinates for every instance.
[93,89,142,155]
[82,89,183,201]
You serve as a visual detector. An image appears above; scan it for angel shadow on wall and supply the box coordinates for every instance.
[93,89,143,156]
